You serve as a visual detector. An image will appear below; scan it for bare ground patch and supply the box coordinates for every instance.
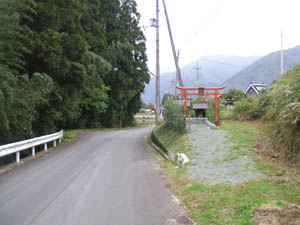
[252,203,300,225]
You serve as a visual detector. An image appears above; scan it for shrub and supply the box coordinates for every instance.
[222,89,247,106]
[231,63,300,157]
[269,65,300,156]
[220,108,234,120]
[207,100,218,124]
[189,110,195,118]
[164,103,185,132]
[231,94,268,121]
[232,97,253,120]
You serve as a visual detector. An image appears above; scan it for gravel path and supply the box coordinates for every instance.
[187,124,263,185]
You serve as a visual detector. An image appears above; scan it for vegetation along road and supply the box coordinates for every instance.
[0,127,191,225]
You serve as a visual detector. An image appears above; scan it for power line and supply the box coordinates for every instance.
[180,0,224,54]
[156,57,244,82]
[181,71,198,86]
[199,58,245,67]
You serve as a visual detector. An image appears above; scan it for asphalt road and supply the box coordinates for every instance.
[0,126,189,225]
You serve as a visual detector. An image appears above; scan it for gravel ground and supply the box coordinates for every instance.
[187,124,263,185]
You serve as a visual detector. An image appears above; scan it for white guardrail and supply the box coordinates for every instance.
[0,130,63,163]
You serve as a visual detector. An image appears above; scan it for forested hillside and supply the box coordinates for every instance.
[0,0,149,144]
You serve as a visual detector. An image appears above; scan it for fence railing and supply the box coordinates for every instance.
[0,131,63,163]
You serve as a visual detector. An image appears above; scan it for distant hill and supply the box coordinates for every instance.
[142,55,261,103]
[223,45,300,92]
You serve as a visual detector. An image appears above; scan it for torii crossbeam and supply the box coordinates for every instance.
[177,85,225,126]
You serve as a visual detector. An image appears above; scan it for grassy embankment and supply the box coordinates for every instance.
[152,121,300,225]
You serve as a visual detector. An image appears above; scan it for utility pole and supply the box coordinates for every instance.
[168,79,174,94]
[194,61,201,82]
[174,51,179,95]
[281,28,284,75]
[162,0,184,87]
[155,0,160,126]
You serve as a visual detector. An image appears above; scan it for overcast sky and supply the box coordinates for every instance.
[136,0,300,74]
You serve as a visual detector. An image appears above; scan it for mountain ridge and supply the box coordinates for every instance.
[142,55,261,103]
[223,45,300,92]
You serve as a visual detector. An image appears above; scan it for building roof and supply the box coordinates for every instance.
[244,82,267,95]
[193,103,208,109]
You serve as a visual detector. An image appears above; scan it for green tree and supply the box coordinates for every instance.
[101,0,150,127]
[0,0,149,144]
[164,103,185,132]
[223,89,247,106]
[78,52,111,128]
[25,0,112,132]
[0,0,35,74]
[0,65,53,144]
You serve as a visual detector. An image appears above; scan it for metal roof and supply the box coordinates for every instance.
[193,103,208,109]
[244,83,267,94]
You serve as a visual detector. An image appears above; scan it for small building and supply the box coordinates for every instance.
[193,102,208,118]
[244,83,267,96]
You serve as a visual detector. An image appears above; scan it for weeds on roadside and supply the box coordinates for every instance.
[155,121,300,225]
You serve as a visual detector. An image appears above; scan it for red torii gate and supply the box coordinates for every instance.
[177,85,225,126]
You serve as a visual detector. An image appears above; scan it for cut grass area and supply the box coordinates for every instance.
[222,121,256,149]
[221,121,256,163]
[153,121,300,225]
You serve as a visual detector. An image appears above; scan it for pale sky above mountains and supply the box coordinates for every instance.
[136,0,300,74]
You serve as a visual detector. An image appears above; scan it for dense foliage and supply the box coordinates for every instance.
[161,93,179,107]
[163,103,185,132]
[229,64,300,156]
[207,100,218,125]
[0,0,149,144]
[222,89,247,106]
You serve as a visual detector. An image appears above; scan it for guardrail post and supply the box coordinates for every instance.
[54,140,56,147]
[59,138,62,144]
[44,143,47,152]
[32,146,35,156]
[16,152,20,163]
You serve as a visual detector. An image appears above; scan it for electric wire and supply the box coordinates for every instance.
[198,58,245,67]
[180,0,225,54]
[181,71,199,86]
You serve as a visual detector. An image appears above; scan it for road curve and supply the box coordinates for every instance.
[0,126,189,225]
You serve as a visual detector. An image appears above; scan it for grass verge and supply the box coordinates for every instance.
[153,121,300,225]
[152,125,192,156]
[59,130,79,146]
